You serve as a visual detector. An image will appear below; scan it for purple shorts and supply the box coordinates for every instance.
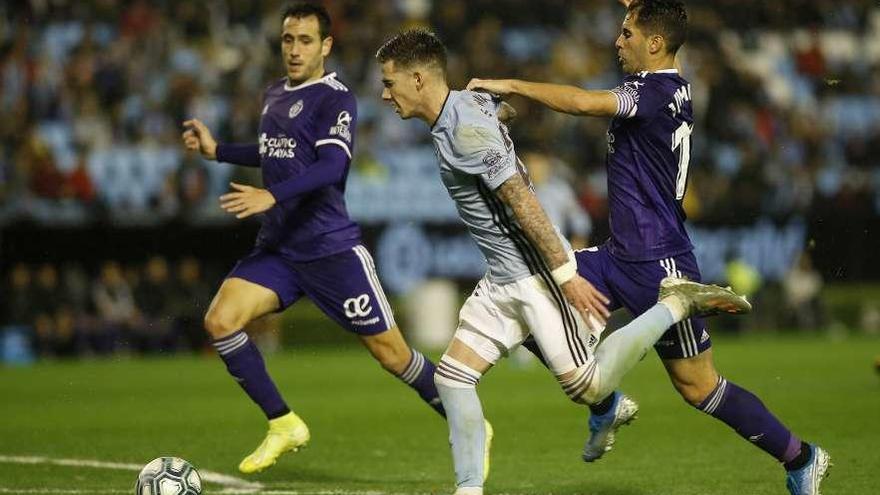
[575,244,711,360]
[227,245,397,336]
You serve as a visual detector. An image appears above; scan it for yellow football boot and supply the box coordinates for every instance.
[238,411,310,474]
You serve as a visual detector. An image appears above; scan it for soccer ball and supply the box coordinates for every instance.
[134,457,202,495]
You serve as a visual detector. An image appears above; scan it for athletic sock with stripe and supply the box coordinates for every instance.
[697,376,802,464]
[213,330,290,419]
[395,349,446,417]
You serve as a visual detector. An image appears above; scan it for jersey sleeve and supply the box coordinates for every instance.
[610,75,667,120]
[448,92,518,190]
[313,91,357,159]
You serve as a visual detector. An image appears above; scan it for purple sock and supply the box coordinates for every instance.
[397,349,446,418]
[697,376,801,463]
[213,330,290,419]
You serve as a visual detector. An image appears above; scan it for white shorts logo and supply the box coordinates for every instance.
[343,294,373,318]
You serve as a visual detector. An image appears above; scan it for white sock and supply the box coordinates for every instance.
[436,380,485,489]
[585,303,675,402]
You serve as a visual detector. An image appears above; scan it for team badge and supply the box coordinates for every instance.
[289,99,304,118]
[482,149,507,180]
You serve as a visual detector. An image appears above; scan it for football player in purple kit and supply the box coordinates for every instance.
[467,1,830,494]
[181,3,445,475]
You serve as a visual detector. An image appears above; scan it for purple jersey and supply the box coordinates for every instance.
[255,72,360,261]
[606,69,694,262]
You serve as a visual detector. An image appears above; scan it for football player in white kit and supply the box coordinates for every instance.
[376,29,751,495]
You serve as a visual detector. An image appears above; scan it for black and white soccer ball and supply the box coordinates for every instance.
[135,457,202,495]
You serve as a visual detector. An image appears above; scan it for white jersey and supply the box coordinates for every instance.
[430,90,571,284]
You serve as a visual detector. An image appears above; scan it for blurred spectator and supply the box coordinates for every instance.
[4,263,35,333]
[524,150,592,249]
[132,256,175,353]
[30,263,70,356]
[91,260,135,354]
[19,130,63,200]
[782,253,826,330]
[1,264,37,364]
[169,256,212,353]
[64,155,96,204]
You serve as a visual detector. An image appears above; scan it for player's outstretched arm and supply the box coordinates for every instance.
[467,79,618,118]
[182,119,261,167]
[182,119,218,160]
[495,174,610,328]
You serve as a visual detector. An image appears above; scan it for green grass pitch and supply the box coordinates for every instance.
[1,335,877,494]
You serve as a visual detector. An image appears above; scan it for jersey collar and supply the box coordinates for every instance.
[431,90,453,130]
[284,72,338,91]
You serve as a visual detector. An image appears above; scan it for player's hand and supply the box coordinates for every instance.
[219,182,276,219]
[182,119,218,160]
[466,78,516,97]
[497,101,518,124]
[560,275,611,331]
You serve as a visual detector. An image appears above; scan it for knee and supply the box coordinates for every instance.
[434,369,478,390]
[433,355,481,390]
[203,307,244,339]
[559,366,604,405]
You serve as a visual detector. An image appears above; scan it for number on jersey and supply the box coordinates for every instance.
[671,122,693,200]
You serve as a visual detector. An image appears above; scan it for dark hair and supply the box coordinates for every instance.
[375,29,447,73]
[281,2,332,39]
[628,0,688,55]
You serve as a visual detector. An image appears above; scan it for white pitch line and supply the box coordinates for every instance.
[0,455,435,495]
[0,454,262,492]
[0,491,412,495]
[0,489,406,495]
[0,491,130,494]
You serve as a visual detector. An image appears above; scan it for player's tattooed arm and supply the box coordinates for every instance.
[496,173,569,270]
[495,173,610,327]
[466,79,618,118]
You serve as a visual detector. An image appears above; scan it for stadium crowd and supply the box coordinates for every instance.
[0,0,878,226]
[1,257,217,359]
[1,1,879,360]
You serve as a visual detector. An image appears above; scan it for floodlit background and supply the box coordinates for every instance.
[0,1,878,494]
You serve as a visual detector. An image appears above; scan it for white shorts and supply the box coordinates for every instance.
[454,274,596,376]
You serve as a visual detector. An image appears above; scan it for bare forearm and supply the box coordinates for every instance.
[496,175,568,270]
[509,80,616,117]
